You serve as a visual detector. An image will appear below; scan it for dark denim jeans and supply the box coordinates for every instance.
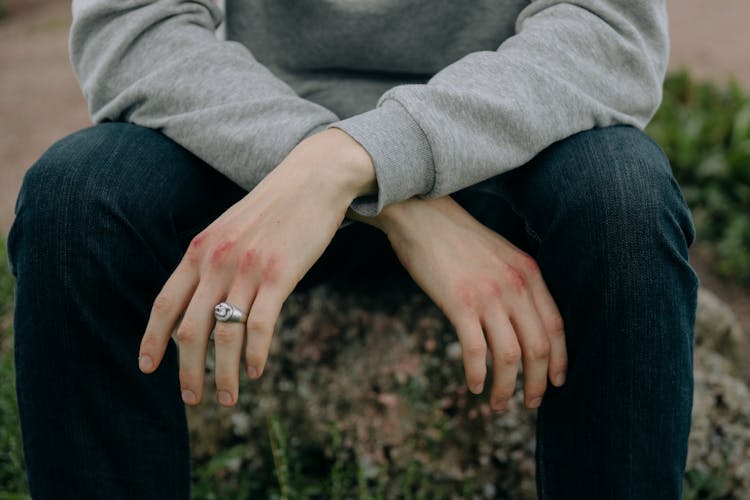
[7,122,699,499]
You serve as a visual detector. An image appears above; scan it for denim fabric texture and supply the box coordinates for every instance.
[7,122,699,499]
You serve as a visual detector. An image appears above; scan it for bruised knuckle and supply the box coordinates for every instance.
[238,248,260,274]
[487,279,504,300]
[502,263,527,292]
[207,240,236,270]
[261,254,282,285]
[186,233,208,264]
[453,282,479,316]
[520,253,541,277]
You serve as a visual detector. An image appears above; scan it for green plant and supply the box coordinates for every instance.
[0,236,28,498]
[647,70,750,285]
[683,467,733,500]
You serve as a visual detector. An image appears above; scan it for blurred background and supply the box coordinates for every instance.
[1,0,749,498]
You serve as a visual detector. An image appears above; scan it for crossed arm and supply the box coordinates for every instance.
[73,0,665,413]
[137,128,568,413]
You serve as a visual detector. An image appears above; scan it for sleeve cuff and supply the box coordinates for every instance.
[326,99,435,218]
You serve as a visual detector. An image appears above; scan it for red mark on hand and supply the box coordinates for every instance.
[504,264,526,293]
[521,254,540,276]
[239,248,258,274]
[456,282,477,310]
[261,254,280,284]
[489,279,503,299]
[209,240,235,266]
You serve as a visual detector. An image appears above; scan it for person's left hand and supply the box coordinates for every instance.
[137,128,376,407]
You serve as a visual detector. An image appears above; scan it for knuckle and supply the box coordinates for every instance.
[487,279,504,300]
[546,314,565,337]
[246,318,269,336]
[176,321,198,343]
[151,294,173,315]
[519,253,541,277]
[261,254,282,285]
[454,281,478,313]
[527,340,551,361]
[207,240,236,270]
[500,348,522,365]
[502,262,527,292]
[463,341,487,359]
[186,233,208,263]
[140,333,161,351]
[238,248,260,274]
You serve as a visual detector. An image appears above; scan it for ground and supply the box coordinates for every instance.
[1,0,749,380]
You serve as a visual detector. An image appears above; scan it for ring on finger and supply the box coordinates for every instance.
[214,301,247,323]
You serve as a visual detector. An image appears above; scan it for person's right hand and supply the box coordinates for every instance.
[352,194,567,412]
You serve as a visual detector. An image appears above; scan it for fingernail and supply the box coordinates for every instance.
[247,366,259,379]
[555,372,566,386]
[138,355,153,372]
[529,397,542,409]
[472,382,484,394]
[181,389,196,404]
[218,390,233,406]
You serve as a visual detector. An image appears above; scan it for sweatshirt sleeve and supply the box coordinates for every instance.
[69,0,341,198]
[328,0,669,218]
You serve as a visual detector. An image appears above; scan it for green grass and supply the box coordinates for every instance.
[2,70,750,497]
[647,70,750,285]
[0,234,28,498]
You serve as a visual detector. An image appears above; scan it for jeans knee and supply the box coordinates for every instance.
[556,126,695,252]
[8,123,168,275]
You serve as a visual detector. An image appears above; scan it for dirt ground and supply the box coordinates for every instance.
[1,0,749,378]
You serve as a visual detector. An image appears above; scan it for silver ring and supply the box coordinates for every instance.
[214,302,247,323]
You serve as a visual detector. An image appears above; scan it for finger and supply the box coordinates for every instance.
[526,267,567,387]
[176,281,225,405]
[482,308,521,412]
[509,293,550,409]
[139,259,198,374]
[244,283,287,379]
[452,314,488,394]
[214,277,259,407]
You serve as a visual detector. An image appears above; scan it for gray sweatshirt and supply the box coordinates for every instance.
[69,0,668,228]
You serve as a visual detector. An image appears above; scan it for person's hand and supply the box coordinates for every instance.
[137,128,377,407]
[353,195,567,411]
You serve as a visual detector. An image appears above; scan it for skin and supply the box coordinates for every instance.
[138,127,567,412]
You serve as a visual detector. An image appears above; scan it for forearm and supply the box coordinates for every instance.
[329,0,667,219]
[346,194,461,236]
[71,0,340,192]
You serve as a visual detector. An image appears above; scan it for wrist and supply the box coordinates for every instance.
[351,197,418,234]
[319,127,378,200]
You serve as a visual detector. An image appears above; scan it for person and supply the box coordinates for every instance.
[6,0,699,498]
